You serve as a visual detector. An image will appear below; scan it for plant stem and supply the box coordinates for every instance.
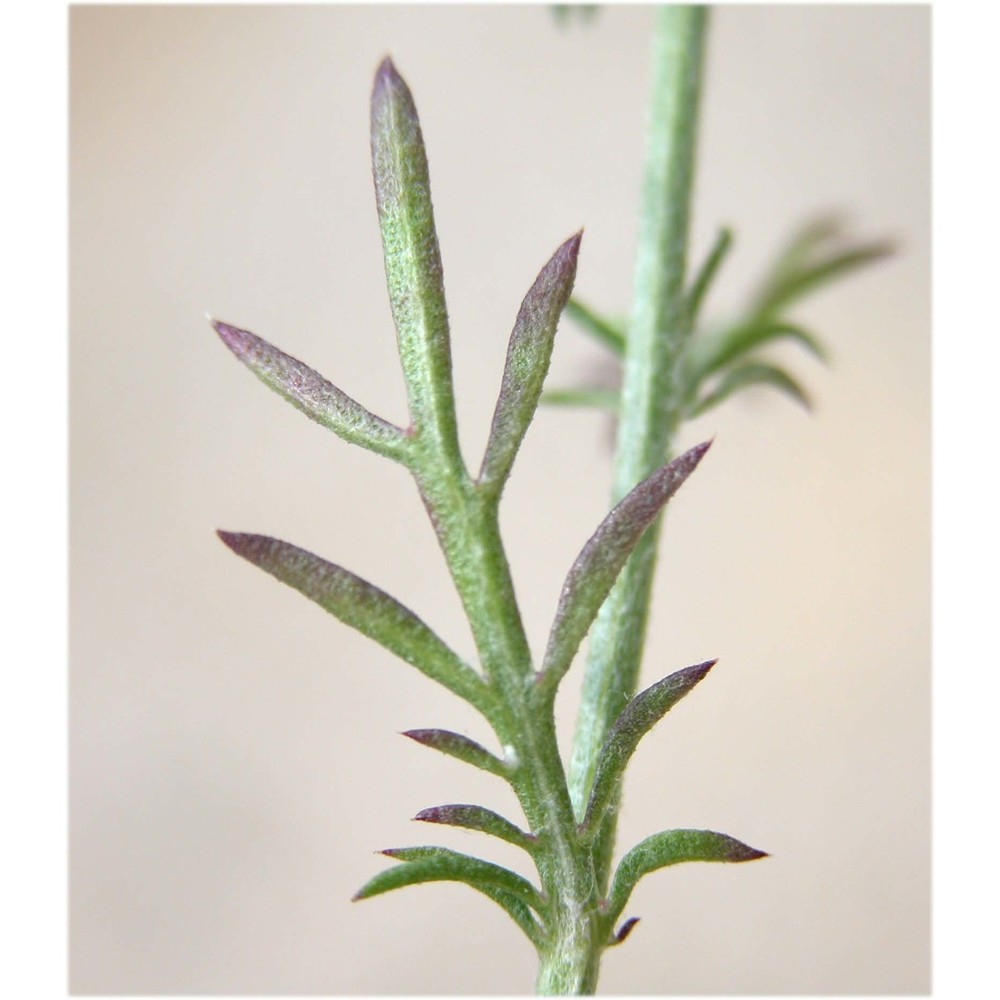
[413,462,602,994]
[568,3,708,896]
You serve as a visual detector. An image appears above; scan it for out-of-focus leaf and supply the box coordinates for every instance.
[606,829,768,923]
[691,361,811,417]
[415,804,537,852]
[752,216,893,320]
[212,320,409,461]
[685,320,827,385]
[565,298,627,357]
[538,442,711,693]
[354,847,543,946]
[371,58,460,463]
[684,226,733,331]
[401,729,509,779]
[540,387,620,411]
[479,233,582,496]
[582,661,715,835]
[217,532,491,714]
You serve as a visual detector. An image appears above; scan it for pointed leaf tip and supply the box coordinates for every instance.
[614,916,641,945]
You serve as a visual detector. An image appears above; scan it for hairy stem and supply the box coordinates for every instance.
[568,4,708,894]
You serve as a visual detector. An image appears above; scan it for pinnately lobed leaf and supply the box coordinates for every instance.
[401,728,510,779]
[212,319,410,461]
[216,532,491,715]
[605,829,768,924]
[582,660,715,836]
[414,803,537,853]
[478,232,582,498]
[539,441,712,693]
[371,57,461,467]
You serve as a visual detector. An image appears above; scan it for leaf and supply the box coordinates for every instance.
[685,320,827,385]
[354,847,544,947]
[356,846,545,913]
[564,298,627,356]
[216,532,491,714]
[538,441,711,691]
[582,660,715,835]
[540,387,620,412]
[370,57,460,461]
[752,216,893,319]
[691,361,811,418]
[684,226,733,331]
[401,729,509,779]
[478,233,582,496]
[414,804,536,853]
[606,829,768,923]
[609,916,640,946]
[212,319,410,462]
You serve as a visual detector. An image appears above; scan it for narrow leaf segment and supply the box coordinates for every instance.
[401,728,509,780]
[565,298,627,356]
[354,846,544,947]
[606,829,767,924]
[371,56,461,471]
[216,532,491,714]
[213,319,409,461]
[583,660,715,836]
[415,803,537,853]
[539,441,711,693]
[357,845,545,913]
[691,362,811,417]
[478,232,582,498]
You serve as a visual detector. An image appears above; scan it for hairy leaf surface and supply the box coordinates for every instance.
[217,532,489,712]
[606,829,767,922]
[213,320,409,460]
[540,441,711,690]
[583,660,715,834]
[479,233,581,496]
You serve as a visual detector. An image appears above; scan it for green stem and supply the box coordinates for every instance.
[414,463,601,993]
[568,4,708,896]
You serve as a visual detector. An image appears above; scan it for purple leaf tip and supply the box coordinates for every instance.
[211,319,253,361]
[614,916,641,944]
[374,55,402,95]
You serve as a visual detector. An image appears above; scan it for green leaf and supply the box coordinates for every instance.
[691,361,811,417]
[752,216,892,320]
[354,847,544,946]
[216,532,491,715]
[212,319,410,462]
[685,320,827,385]
[606,829,768,923]
[582,660,715,836]
[684,226,732,331]
[478,233,582,497]
[564,298,627,356]
[356,845,545,913]
[538,442,711,693]
[414,804,537,853]
[370,58,461,466]
[540,386,619,411]
[401,728,509,779]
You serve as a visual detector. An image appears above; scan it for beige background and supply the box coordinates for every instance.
[70,4,929,994]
